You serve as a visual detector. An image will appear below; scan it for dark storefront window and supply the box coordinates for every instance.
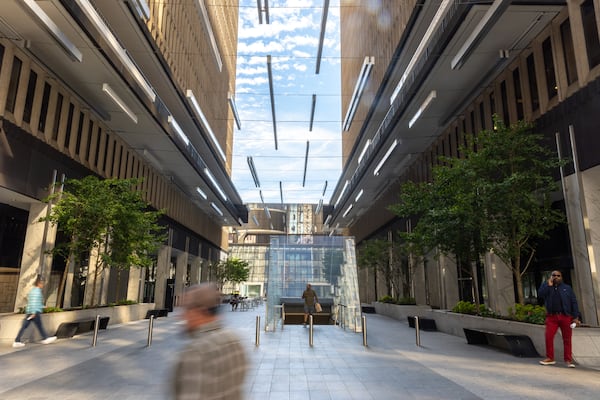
[542,37,558,100]
[23,70,38,123]
[5,56,22,113]
[512,68,524,120]
[560,19,578,85]
[581,0,600,68]
[526,54,540,112]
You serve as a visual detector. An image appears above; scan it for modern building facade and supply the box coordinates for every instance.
[0,0,246,312]
[329,0,600,325]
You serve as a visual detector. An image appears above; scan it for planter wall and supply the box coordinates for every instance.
[0,303,156,341]
[374,303,600,370]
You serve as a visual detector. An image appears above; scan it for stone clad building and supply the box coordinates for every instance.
[327,0,600,324]
[0,0,246,312]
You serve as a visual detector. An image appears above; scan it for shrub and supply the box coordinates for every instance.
[507,304,546,325]
[378,295,395,303]
[452,300,477,314]
[43,306,63,313]
[397,297,416,305]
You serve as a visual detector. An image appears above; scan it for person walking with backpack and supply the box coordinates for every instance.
[13,275,57,348]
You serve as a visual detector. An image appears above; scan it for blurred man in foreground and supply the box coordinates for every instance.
[173,283,247,399]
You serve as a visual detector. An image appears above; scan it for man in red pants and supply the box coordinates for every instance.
[537,270,580,368]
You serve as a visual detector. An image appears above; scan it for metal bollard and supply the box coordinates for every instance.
[92,315,100,347]
[147,315,154,347]
[362,315,367,347]
[415,316,421,347]
[255,316,260,347]
[309,315,313,347]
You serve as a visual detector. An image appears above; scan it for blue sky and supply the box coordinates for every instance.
[231,0,342,205]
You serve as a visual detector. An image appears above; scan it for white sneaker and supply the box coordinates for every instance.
[41,336,57,344]
[12,342,25,348]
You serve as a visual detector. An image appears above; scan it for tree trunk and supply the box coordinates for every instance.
[55,253,71,308]
[514,252,524,304]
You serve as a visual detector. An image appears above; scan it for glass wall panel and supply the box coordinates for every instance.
[265,235,360,332]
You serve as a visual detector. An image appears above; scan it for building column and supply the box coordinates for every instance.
[439,254,459,310]
[190,257,202,285]
[127,266,144,302]
[484,252,515,315]
[154,244,172,309]
[14,203,56,311]
[83,247,102,306]
[567,165,600,325]
[174,251,189,306]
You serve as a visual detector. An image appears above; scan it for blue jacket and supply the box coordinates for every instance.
[538,282,579,319]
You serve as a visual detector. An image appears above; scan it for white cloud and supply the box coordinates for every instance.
[233,1,342,204]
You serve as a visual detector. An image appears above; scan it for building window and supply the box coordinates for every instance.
[0,44,4,74]
[560,19,578,85]
[85,122,94,161]
[542,38,557,100]
[94,127,102,167]
[23,70,38,123]
[500,80,509,124]
[5,56,22,113]
[513,68,524,120]
[38,82,52,132]
[488,91,496,127]
[64,103,75,148]
[51,93,64,141]
[526,54,540,112]
[75,111,84,155]
[581,0,600,68]
[479,102,485,130]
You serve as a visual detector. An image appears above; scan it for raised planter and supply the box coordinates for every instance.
[0,303,155,342]
[374,303,600,370]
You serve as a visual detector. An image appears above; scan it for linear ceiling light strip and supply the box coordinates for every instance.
[257,0,270,24]
[228,92,242,130]
[408,90,437,128]
[315,0,330,74]
[102,83,138,123]
[167,116,190,146]
[279,181,284,204]
[451,0,511,70]
[267,55,278,150]
[390,0,453,104]
[343,56,374,131]
[21,0,83,62]
[210,202,224,217]
[373,139,398,176]
[75,0,156,102]
[186,89,226,161]
[309,94,316,131]
[302,141,310,187]
[247,156,260,187]
[130,0,150,20]
[194,0,223,71]
[204,167,227,201]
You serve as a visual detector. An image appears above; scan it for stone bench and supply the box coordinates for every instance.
[55,316,110,339]
[463,328,539,357]
[145,309,169,318]
[407,316,437,331]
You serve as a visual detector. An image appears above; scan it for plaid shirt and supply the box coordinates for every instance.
[173,320,247,400]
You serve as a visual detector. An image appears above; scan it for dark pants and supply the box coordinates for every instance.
[15,313,49,342]
[545,313,573,361]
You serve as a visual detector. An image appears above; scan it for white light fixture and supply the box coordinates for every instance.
[267,55,278,149]
[315,0,330,74]
[355,189,364,202]
[408,90,437,128]
[343,56,374,131]
[259,190,265,204]
[264,207,271,220]
[451,0,511,70]
[186,90,226,161]
[131,0,150,19]
[196,187,207,200]
[210,202,223,217]
[102,83,138,124]
[194,0,223,70]
[374,139,398,176]
[228,92,242,130]
[252,215,259,226]
[358,139,371,164]
[167,116,190,146]
[247,156,260,187]
[315,199,323,214]
[21,0,83,62]
[257,0,270,24]
[75,0,156,102]
[334,180,349,208]
[143,149,162,171]
[390,0,453,104]
[343,204,353,218]
[324,215,332,226]
[203,168,227,201]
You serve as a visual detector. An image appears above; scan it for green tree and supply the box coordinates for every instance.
[216,258,250,290]
[390,118,566,305]
[43,176,165,307]
[357,237,409,299]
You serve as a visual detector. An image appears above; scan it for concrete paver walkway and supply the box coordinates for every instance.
[1,303,599,399]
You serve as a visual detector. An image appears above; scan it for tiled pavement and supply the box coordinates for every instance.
[1,303,599,399]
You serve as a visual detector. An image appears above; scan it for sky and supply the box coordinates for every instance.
[231,0,342,206]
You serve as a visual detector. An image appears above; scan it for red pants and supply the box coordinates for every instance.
[544,314,573,361]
